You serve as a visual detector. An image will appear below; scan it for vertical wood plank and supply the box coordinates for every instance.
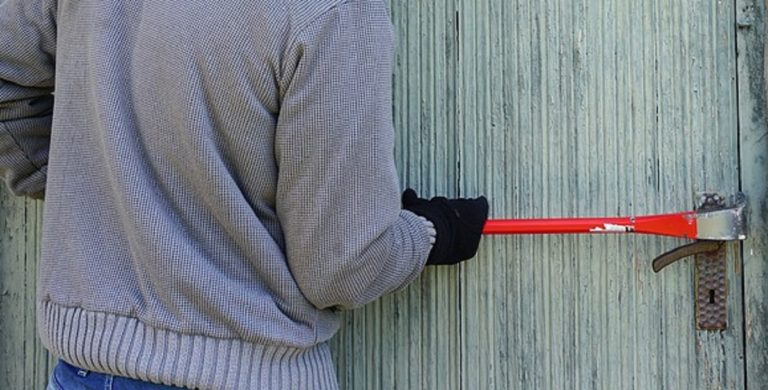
[0,187,53,389]
[736,0,768,388]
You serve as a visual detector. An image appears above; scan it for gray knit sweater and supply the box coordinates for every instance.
[0,0,433,388]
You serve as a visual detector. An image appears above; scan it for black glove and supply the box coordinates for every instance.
[402,188,489,266]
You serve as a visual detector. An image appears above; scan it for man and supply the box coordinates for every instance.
[0,0,487,388]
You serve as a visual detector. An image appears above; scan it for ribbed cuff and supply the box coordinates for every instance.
[39,301,339,389]
[387,210,434,290]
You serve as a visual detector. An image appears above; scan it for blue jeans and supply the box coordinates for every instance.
[47,360,186,390]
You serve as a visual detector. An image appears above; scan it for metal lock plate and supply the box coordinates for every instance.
[694,193,728,330]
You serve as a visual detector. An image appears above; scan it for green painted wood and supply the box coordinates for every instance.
[0,187,53,389]
[736,0,768,388]
[0,1,761,389]
[331,0,749,389]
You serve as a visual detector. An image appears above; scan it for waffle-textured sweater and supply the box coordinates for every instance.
[0,0,433,388]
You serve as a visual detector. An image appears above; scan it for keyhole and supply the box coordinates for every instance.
[709,289,716,304]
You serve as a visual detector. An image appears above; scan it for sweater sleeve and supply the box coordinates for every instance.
[0,0,57,198]
[274,0,432,310]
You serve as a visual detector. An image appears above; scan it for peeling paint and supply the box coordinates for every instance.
[589,223,633,233]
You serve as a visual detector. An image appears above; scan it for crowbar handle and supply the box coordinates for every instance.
[483,194,747,241]
[483,212,696,239]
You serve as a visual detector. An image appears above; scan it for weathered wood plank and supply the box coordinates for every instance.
[736,0,768,388]
[0,187,53,389]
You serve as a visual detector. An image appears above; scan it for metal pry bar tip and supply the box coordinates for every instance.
[695,192,748,241]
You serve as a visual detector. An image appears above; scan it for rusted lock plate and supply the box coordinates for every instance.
[695,244,727,330]
[695,193,728,330]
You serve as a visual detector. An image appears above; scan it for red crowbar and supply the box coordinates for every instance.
[482,196,748,241]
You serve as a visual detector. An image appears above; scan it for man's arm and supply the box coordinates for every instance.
[0,0,57,198]
[274,0,433,310]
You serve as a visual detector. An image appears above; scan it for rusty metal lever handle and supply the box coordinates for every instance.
[651,241,724,272]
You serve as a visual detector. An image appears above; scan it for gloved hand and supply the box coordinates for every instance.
[402,188,489,266]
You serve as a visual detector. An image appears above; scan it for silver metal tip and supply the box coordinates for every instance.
[696,193,748,241]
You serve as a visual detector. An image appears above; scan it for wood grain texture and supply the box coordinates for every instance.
[736,0,768,388]
[331,0,748,389]
[0,187,53,389]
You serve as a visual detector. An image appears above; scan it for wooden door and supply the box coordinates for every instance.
[330,0,768,389]
[1,0,767,389]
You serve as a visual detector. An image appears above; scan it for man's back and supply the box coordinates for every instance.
[2,0,434,388]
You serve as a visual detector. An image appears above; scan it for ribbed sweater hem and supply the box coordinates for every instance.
[38,301,339,389]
